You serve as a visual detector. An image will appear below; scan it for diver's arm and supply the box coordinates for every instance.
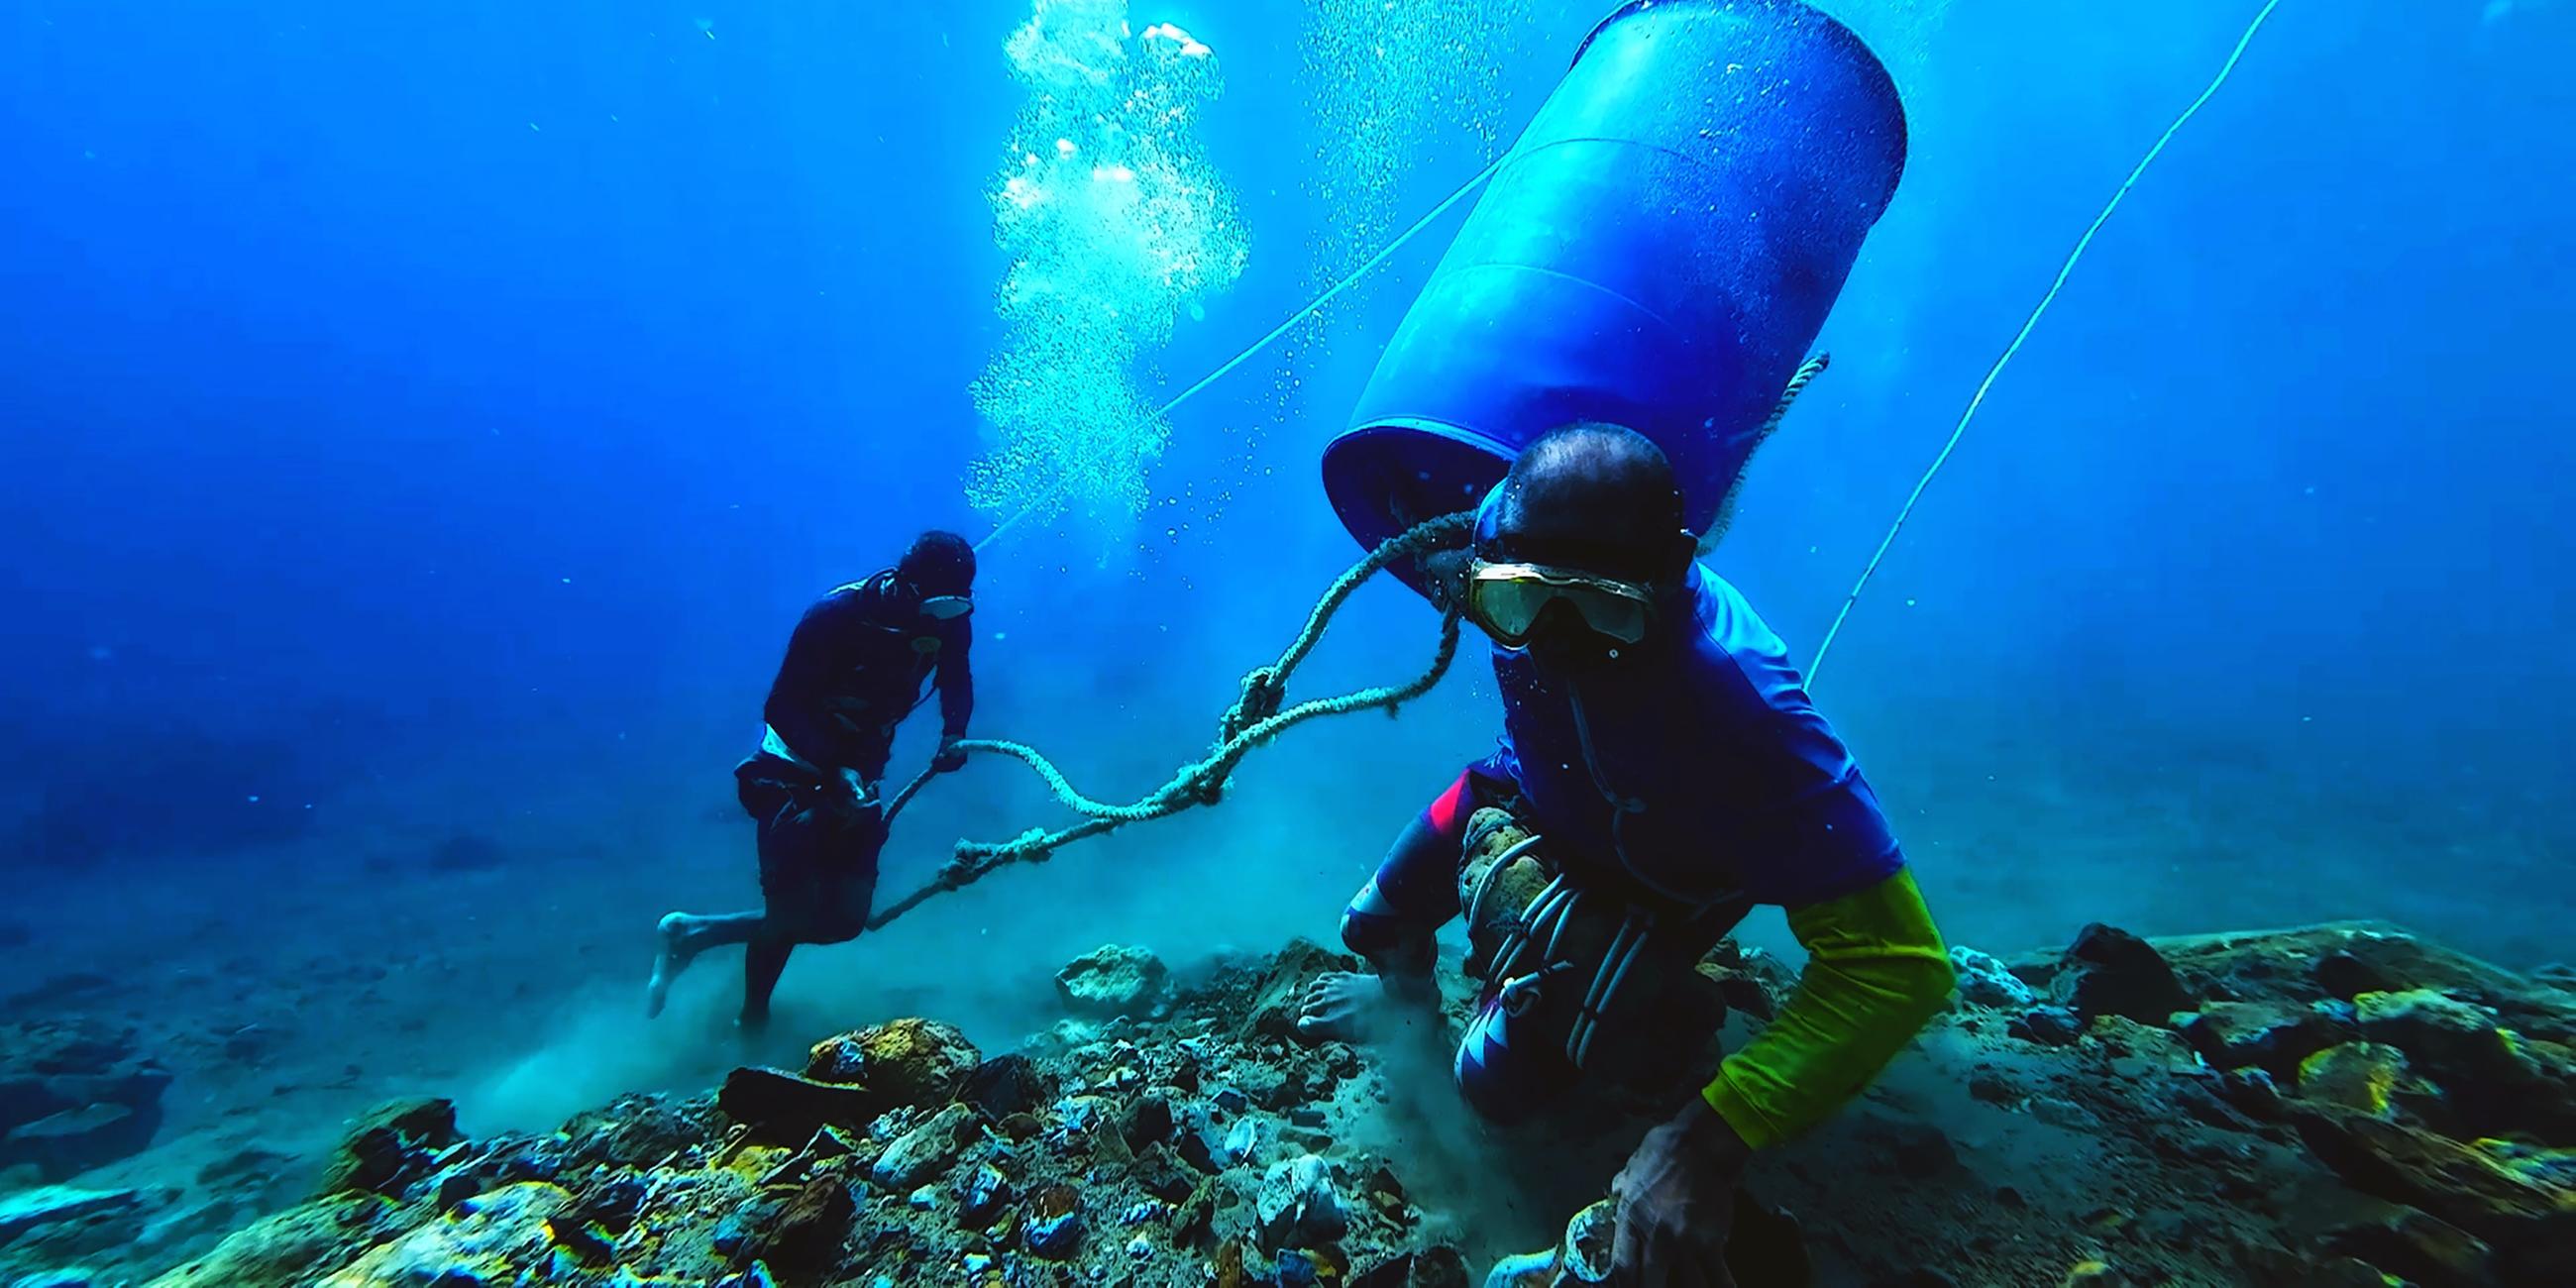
[1700,866,1954,1147]
[935,618,974,738]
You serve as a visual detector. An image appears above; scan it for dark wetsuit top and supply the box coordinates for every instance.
[760,570,974,785]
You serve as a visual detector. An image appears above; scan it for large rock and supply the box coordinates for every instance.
[2295,1042,2418,1119]
[2052,924,2192,1025]
[0,1020,170,1180]
[716,1067,877,1138]
[145,1195,400,1287]
[2177,1001,2357,1078]
[318,1099,461,1199]
[1254,1154,1345,1251]
[2291,1107,2574,1269]
[327,1181,569,1285]
[1055,945,1170,1020]
[732,1176,855,1276]
[0,1185,143,1247]
[869,1103,980,1191]
[804,1018,979,1112]
[1949,945,2039,1011]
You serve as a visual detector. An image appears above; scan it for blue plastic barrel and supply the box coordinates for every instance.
[1322,0,1906,588]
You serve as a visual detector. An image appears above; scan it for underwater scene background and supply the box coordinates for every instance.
[1,1,2571,1283]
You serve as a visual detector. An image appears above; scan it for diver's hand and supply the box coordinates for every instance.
[823,770,884,824]
[1608,1098,1751,1287]
[1420,547,1472,612]
[930,735,969,774]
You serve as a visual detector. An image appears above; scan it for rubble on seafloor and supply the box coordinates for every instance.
[0,922,2569,1287]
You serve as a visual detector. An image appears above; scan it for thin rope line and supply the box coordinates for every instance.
[974,156,1508,552]
[1806,0,2286,683]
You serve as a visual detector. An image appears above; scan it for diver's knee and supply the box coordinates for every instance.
[1451,999,1574,1125]
[1339,907,1431,970]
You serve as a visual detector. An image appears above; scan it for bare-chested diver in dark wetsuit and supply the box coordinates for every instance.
[645,530,976,1029]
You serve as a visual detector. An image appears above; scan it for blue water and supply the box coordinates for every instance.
[1,0,2570,1268]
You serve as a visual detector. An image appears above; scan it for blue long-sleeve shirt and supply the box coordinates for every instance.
[761,571,972,783]
[1490,563,1901,912]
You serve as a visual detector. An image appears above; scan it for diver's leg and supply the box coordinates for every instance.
[646,910,767,1018]
[1301,799,1468,1042]
[741,938,793,1031]
[1453,992,1582,1124]
[648,764,804,1019]
[805,808,886,947]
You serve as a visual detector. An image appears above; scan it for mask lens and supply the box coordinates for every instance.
[1466,563,1652,648]
[1466,578,1554,646]
[1568,590,1649,645]
[920,595,973,620]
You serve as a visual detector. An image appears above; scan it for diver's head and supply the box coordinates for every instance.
[899,529,976,617]
[1467,423,1695,668]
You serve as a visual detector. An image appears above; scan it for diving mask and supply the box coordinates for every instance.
[1464,561,1654,649]
[919,594,973,621]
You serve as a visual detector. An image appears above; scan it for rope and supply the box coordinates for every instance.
[868,511,1475,931]
[1701,353,1831,553]
[975,156,1508,552]
[1805,0,2286,684]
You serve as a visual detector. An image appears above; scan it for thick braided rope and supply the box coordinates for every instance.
[1702,353,1831,554]
[867,512,1473,931]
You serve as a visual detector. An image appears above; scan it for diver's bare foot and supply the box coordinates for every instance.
[1297,971,1399,1043]
[645,912,701,1019]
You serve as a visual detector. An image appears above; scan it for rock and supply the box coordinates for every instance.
[717,1067,877,1137]
[143,1194,397,1286]
[804,1018,979,1111]
[736,1176,854,1275]
[560,1093,710,1171]
[319,1097,460,1197]
[0,1020,170,1180]
[2324,1208,2493,1288]
[1409,1245,1470,1288]
[2178,1000,2358,1077]
[2355,989,2499,1057]
[1854,1112,1956,1180]
[2291,1106,2574,1264]
[1131,1142,1196,1204]
[2060,1260,2119,1286]
[1276,1248,1320,1288]
[1254,1154,1345,1252]
[2295,1042,2416,1118]
[332,1181,567,1284]
[957,1161,1011,1224]
[2009,1006,2083,1046]
[1223,1117,1262,1165]
[869,1103,980,1191]
[959,1054,1047,1119]
[1025,1185,1084,1259]
[0,1186,142,1247]
[1,1106,153,1184]
[1949,945,2039,1010]
[1055,945,1170,1020]
[1124,1092,1173,1148]
[2053,924,2192,1025]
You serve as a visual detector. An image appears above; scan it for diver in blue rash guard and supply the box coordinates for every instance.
[1300,425,1953,1286]
[645,530,978,1029]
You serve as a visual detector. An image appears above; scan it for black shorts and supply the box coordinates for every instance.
[734,754,885,941]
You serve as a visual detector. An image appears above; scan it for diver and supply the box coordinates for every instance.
[645,530,979,1029]
[1297,424,1955,1286]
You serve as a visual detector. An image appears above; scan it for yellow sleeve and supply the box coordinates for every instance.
[1701,867,1954,1149]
